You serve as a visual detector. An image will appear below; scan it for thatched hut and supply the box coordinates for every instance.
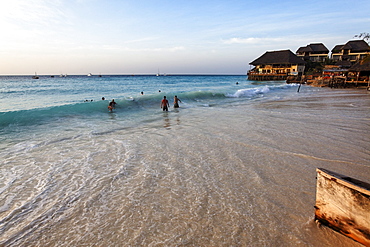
[347,55,370,87]
[248,50,306,81]
[296,43,329,62]
[331,40,370,63]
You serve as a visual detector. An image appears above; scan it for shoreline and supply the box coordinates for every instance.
[286,75,370,90]
[305,79,370,89]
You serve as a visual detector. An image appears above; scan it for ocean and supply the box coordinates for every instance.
[0,75,369,246]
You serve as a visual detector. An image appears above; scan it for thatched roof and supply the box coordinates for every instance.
[250,50,306,65]
[331,44,344,53]
[349,55,370,71]
[296,43,329,53]
[331,40,370,53]
[335,60,352,68]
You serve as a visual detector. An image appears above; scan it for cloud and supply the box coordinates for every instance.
[124,46,185,53]
[0,0,68,28]
[222,37,285,45]
[223,38,259,44]
[121,46,185,53]
[67,44,186,53]
[123,37,159,44]
[168,46,185,52]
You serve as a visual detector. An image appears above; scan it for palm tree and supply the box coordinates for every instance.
[354,32,370,44]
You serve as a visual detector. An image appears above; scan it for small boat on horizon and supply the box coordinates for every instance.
[32,72,39,79]
[156,69,166,76]
[87,73,92,76]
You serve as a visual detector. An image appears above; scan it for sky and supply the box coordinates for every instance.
[0,0,369,75]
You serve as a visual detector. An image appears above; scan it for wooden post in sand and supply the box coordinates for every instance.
[314,168,370,246]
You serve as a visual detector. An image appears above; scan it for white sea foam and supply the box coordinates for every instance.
[227,85,270,98]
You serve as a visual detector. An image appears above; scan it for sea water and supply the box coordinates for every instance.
[0,75,369,246]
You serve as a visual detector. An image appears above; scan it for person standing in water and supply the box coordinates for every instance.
[173,95,182,108]
[160,96,170,111]
[108,99,116,112]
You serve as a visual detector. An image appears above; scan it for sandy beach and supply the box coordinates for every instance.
[0,76,369,246]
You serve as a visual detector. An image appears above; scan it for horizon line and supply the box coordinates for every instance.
[0,73,247,77]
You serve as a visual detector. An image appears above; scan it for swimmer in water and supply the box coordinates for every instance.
[173,95,182,108]
[108,99,116,112]
[160,96,170,111]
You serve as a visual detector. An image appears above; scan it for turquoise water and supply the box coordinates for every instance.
[1,75,259,112]
[1,75,368,246]
[0,75,291,134]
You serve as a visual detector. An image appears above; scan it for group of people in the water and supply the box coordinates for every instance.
[96,81,240,112]
[104,95,182,112]
[160,95,181,111]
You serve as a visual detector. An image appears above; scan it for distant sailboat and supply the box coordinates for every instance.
[32,72,39,79]
[156,69,166,76]
[87,73,92,76]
